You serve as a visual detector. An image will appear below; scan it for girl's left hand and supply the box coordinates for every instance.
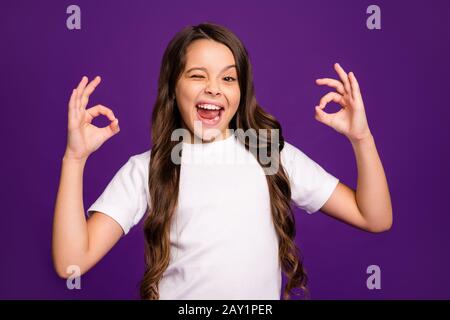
[315,63,372,143]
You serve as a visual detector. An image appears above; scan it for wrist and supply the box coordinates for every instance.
[348,131,374,145]
[63,153,88,164]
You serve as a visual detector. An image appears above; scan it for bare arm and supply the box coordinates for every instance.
[52,157,123,278]
[52,76,122,278]
[320,134,393,233]
[314,63,392,233]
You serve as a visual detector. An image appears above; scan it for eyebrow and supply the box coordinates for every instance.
[185,65,237,73]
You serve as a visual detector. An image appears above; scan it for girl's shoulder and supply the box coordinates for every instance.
[126,149,151,174]
[280,140,303,161]
[130,149,151,163]
[280,140,318,174]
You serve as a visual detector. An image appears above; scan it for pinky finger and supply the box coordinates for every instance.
[68,89,77,109]
[349,72,362,101]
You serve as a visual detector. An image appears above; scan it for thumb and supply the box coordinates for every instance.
[103,118,120,139]
[315,106,331,126]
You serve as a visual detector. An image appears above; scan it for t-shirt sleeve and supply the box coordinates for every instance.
[86,151,151,235]
[281,141,339,214]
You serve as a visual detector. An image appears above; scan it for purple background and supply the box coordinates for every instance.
[1,0,449,299]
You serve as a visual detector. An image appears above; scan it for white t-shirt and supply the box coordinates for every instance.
[87,133,339,299]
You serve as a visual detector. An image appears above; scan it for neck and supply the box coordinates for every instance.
[182,126,231,144]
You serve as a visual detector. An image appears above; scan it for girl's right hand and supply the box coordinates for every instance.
[64,76,120,161]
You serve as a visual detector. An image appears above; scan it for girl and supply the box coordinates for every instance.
[52,23,392,300]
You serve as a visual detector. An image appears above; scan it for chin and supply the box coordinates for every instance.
[195,129,223,142]
[189,115,226,141]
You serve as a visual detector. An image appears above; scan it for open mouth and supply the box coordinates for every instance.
[195,103,225,126]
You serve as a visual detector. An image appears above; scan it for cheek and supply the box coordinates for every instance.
[228,89,241,113]
[176,85,197,115]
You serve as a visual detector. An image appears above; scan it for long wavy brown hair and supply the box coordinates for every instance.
[140,22,308,300]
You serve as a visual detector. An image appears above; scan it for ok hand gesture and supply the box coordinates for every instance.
[315,63,372,143]
[65,76,120,160]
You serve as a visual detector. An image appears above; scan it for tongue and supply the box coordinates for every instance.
[197,108,220,119]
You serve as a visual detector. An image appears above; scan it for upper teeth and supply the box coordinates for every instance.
[197,103,222,110]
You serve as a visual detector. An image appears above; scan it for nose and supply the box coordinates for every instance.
[204,80,221,96]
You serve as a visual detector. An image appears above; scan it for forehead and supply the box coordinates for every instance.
[184,39,236,71]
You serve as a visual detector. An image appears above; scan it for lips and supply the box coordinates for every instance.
[196,100,225,109]
[196,103,224,126]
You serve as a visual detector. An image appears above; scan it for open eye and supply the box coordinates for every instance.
[223,76,236,82]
